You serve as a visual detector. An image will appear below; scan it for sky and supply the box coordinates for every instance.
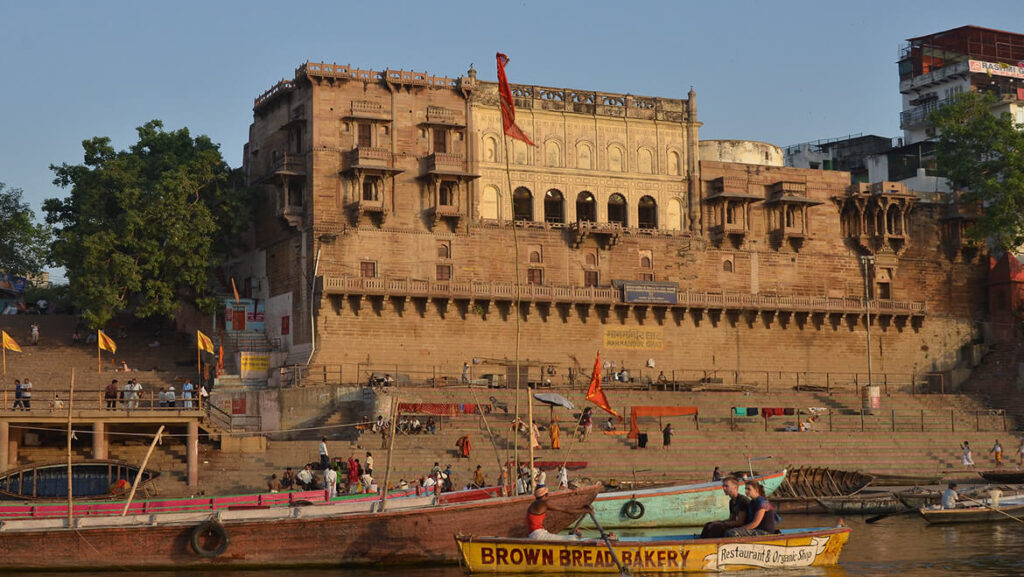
[1,0,1020,270]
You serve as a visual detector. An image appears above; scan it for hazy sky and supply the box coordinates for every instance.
[1,1,1018,225]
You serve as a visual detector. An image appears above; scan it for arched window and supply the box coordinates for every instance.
[480,186,501,220]
[437,243,450,259]
[665,198,683,231]
[585,253,597,266]
[529,250,542,263]
[841,203,860,237]
[640,256,652,268]
[667,150,681,176]
[513,141,528,165]
[576,191,596,223]
[483,135,499,162]
[637,148,654,174]
[513,187,534,221]
[544,189,565,224]
[608,144,624,172]
[638,196,658,229]
[545,141,561,167]
[723,260,734,273]
[362,176,381,201]
[439,181,456,206]
[886,205,903,235]
[576,142,593,169]
[608,193,628,226]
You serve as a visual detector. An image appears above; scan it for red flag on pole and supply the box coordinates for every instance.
[496,53,535,146]
[586,352,620,419]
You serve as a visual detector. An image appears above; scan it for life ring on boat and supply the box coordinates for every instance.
[622,499,645,520]
[190,520,230,558]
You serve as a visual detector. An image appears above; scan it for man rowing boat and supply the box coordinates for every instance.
[526,486,591,540]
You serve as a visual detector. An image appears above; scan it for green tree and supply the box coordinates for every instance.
[45,120,253,328]
[932,92,1024,250]
[0,182,51,277]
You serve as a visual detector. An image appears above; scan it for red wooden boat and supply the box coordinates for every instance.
[0,484,503,520]
[0,484,601,570]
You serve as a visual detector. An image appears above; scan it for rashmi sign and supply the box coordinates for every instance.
[969,60,1024,80]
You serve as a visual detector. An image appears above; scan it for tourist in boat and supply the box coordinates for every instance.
[526,486,590,540]
[549,416,561,449]
[990,440,1003,467]
[701,476,750,538]
[942,482,959,509]
[725,480,777,537]
[961,441,975,468]
[712,466,723,481]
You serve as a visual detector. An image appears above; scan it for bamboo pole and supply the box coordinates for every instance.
[97,331,101,373]
[502,133,523,493]
[121,425,165,516]
[66,369,75,524]
[378,398,400,512]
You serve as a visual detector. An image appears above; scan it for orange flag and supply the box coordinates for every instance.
[586,352,620,419]
[496,53,535,146]
[197,331,214,354]
[1,331,22,353]
[97,330,117,354]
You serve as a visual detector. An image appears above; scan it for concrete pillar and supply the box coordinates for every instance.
[0,421,8,472]
[92,422,107,460]
[187,421,199,487]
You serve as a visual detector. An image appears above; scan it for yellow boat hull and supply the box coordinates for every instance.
[456,527,850,573]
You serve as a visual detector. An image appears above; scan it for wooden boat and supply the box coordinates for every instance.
[920,501,1024,524]
[0,483,502,520]
[455,526,851,573]
[773,467,873,498]
[0,460,158,500]
[978,470,1024,484]
[0,484,600,570]
[534,461,587,471]
[584,470,786,529]
[864,471,942,486]
[815,489,940,515]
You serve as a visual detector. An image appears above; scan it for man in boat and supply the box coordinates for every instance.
[725,481,778,537]
[527,485,591,540]
[700,476,749,538]
[942,482,959,509]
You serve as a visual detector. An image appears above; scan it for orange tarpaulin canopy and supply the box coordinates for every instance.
[628,406,698,439]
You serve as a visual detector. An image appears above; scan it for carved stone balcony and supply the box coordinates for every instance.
[342,147,399,173]
[570,221,622,249]
[270,154,306,177]
[420,152,477,179]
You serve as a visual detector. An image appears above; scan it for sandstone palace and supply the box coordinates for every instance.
[231,61,986,389]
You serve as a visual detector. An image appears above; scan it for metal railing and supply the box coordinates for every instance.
[0,390,206,414]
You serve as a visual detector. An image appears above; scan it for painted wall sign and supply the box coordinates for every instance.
[604,328,664,351]
[969,60,1024,80]
[621,281,679,304]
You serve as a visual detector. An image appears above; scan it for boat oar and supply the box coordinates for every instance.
[588,510,630,577]
[865,508,917,524]
[960,494,1024,526]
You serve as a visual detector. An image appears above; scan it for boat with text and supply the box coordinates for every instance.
[584,470,786,528]
[0,484,600,570]
[455,525,851,573]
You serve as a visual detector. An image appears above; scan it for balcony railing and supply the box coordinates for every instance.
[323,276,926,315]
[343,147,392,171]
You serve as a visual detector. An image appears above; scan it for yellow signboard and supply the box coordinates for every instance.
[603,328,664,351]
[239,352,270,380]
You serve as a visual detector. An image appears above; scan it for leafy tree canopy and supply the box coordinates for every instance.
[932,92,1024,250]
[0,182,51,278]
[45,120,252,328]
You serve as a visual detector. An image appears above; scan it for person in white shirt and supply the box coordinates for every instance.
[296,465,314,490]
[942,482,959,509]
[318,438,330,469]
[130,380,142,409]
[324,467,338,499]
[365,452,374,476]
[558,465,569,489]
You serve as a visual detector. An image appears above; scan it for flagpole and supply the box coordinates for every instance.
[502,133,525,493]
[3,341,6,375]
[97,330,101,374]
[196,333,200,382]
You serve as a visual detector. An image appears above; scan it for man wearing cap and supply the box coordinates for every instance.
[526,486,591,540]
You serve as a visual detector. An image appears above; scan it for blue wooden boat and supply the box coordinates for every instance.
[584,470,787,529]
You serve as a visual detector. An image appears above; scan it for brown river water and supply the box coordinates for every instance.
[20,513,1024,576]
